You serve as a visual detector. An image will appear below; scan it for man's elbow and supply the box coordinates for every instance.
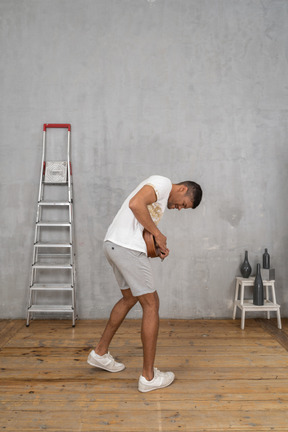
[129,196,141,213]
[129,197,136,212]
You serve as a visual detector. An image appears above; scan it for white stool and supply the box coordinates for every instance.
[232,276,282,330]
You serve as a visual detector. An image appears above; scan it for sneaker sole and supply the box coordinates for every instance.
[87,358,125,373]
[138,376,175,392]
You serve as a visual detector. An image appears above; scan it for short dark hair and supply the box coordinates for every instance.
[177,181,202,209]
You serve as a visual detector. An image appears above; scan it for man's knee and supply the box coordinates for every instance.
[121,289,138,308]
[124,297,138,308]
[138,291,159,311]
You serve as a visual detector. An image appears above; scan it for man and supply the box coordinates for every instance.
[87,175,202,392]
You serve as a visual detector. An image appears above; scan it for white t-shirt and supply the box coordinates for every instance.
[104,175,172,254]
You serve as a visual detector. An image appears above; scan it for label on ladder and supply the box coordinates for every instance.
[45,161,68,183]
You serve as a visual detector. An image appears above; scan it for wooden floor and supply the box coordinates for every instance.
[1,318,288,431]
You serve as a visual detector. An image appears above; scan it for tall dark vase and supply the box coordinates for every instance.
[240,250,252,278]
[253,263,264,305]
[263,248,270,269]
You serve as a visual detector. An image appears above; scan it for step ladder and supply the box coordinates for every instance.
[26,124,77,327]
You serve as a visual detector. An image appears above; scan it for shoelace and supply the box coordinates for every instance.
[154,368,171,379]
[106,352,116,365]
[153,368,163,378]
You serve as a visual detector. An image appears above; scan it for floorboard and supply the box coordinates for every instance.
[0,318,288,431]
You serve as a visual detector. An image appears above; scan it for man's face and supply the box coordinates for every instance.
[167,188,193,210]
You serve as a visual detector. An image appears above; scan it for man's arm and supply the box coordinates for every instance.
[129,185,169,257]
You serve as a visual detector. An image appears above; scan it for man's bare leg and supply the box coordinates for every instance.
[95,288,138,356]
[138,291,160,381]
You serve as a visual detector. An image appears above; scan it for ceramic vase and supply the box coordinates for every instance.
[240,250,252,278]
[253,263,264,305]
[263,248,270,269]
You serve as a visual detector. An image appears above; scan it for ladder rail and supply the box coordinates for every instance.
[37,130,46,203]
[67,131,73,203]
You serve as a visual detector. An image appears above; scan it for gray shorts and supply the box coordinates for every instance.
[103,241,155,297]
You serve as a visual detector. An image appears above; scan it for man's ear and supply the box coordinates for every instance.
[179,185,188,194]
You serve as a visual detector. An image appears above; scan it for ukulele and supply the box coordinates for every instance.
[143,229,160,258]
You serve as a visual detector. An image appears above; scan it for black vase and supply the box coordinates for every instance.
[263,248,270,269]
[253,263,264,305]
[240,251,252,278]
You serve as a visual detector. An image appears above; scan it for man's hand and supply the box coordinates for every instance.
[159,248,170,260]
[154,232,169,258]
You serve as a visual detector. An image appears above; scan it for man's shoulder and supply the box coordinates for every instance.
[145,175,172,186]
[143,176,172,200]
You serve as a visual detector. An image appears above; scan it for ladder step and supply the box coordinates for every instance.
[37,254,72,259]
[33,262,72,269]
[35,242,72,248]
[38,201,70,206]
[37,221,71,227]
[43,181,68,185]
[30,284,73,291]
[28,305,73,313]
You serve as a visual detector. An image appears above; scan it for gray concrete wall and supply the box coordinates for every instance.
[1,0,288,319]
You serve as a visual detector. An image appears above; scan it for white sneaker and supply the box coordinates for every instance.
[87,350,125,372]
[138,368,175,392]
